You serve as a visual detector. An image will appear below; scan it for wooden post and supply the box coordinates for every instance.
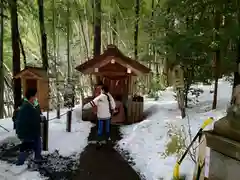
[41,115,48,151]
[172,65,186,118]
[66,110,72,132]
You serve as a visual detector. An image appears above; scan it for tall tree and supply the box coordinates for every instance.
[67,0,71,81]
[93,0,101,83]
[233,1,240,89]
[52,0,60,118]
[64,0,75,107]
[10,0,21,109]
[38,0,48,71]
[212,10,221,109]
[112,16,117,45]
[134,0,140,60]
[0,0,4,118]
[149,0,155,69]
[93,0,101,56]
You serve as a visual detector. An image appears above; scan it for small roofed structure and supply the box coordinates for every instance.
[76,44,151,124]
[14,66,49,111]
[76,45,150,75]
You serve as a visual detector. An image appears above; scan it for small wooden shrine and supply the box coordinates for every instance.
[14,66,49,111]
[75,44,151,124]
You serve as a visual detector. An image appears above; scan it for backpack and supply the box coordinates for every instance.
[104,93,118,117]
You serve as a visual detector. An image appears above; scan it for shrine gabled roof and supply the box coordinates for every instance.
[14,66,48,80]
[75,44,151,75]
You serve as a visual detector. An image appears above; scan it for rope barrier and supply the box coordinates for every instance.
[0,124,10,132]
[0,108,76,132]
[47,108,74,122]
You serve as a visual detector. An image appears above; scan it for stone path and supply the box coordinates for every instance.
[73,125,141,180]
[0,125,141,180]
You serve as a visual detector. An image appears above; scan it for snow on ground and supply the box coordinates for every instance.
[0,104,92,180]
[118,79,231,180]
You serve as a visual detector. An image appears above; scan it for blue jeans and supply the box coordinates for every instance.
[17,137,42,165]
[97,119,111,140]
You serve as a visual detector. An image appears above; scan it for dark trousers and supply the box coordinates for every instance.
[97,119,111,140]
[13,121,16,129]
[17,137,42,165]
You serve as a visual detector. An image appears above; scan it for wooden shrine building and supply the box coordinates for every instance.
[75,44,151,124]
[14,66,49,111]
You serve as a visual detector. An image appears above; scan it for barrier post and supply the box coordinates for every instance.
[41,115,49,151]
[66,110,72,132]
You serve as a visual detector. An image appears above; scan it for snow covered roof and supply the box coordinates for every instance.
[75,44,151,76]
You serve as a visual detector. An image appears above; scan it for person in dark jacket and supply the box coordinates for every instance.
[16,88,43,165]
[12,99,24,130]
[23,97,42,115]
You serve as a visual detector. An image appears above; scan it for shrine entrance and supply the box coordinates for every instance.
[26,79,37,90]
[101,76,128,101]
[76,44,151,124]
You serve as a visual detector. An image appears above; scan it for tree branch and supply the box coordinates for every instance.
[18,34,27,67]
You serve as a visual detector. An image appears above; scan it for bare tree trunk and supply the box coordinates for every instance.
[52,0,60,118]
[94,0,101,84]
[10,0,22,109]
[177,88,186,118]
[233,2,240,91]
[184,65,194,108]
[38,0,48,71]
[65,1,74,107]
[163,8,171,87]
[148,0,154,70]
[233,44,240,88]
[67,1,71,81]
[93,0,101,56]
[112,16,117,45]
[74,0,89,59]
[148,0,155,90]
[134,0,140,60]
[74,0,93,94]
[85,1,94,91]
[18,30,27,68]
[212,10,221,110]
[84,2,91,57]
[18,35,26,67]
[107,13,111,45]
[0,0,4,118]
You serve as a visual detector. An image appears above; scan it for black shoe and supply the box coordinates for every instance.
[96,141,102,150]
[33,156,47,164]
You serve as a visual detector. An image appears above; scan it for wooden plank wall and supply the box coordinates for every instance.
[127,101,144,123]
[39,80,49,111]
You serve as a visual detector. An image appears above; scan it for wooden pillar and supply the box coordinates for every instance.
[37,80,40,101]
[128,76,134,96]
[22,79,26,96]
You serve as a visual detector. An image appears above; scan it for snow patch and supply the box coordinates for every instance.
[0,104,92,179]
[118,80,231,180]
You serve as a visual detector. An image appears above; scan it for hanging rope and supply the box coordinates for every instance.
[47,109,73,122]
[0,108,75,132]
[0,124,10,132]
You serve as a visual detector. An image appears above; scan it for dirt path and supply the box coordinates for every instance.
[73,125,141,180]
